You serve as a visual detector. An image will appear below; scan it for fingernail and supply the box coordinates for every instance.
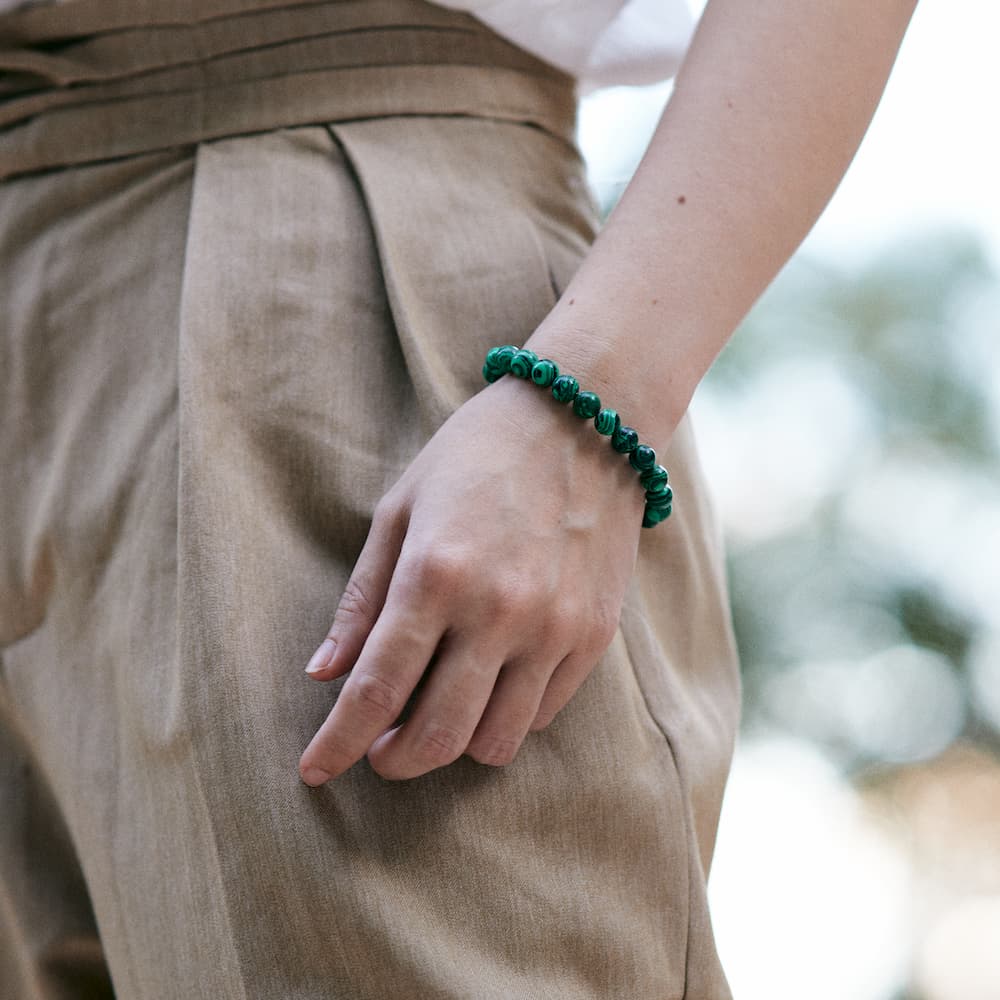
[301,766,332,787]
[305,638,337,675]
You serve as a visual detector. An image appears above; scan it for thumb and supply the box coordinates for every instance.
[304,497,409,681]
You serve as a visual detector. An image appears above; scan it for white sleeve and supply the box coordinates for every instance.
[427,0,695,92]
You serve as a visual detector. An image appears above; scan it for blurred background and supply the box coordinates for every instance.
[577,2,1000,998]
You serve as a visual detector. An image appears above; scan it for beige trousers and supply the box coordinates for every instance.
[0,2,741,996]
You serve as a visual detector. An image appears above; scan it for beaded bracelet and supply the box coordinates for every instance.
[482,345,673,529]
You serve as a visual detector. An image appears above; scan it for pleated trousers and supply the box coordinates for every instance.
[0,1,741,996]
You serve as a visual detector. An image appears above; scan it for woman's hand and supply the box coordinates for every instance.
[297,365,648,784]
[294,0,921,785]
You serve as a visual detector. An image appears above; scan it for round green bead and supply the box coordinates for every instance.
[572,391,601,419]
[551,374,579,404]
[642,504,671,528]
[509,349,539,378]
[482,362,504,383]
[645,485,674,509]
[611,424,639,454]
[594,408,619,435]
[639,464,669,493]
[530,359,559,387]
[485,346,506,370]
[629,444,656,471]
[490,344,518,374]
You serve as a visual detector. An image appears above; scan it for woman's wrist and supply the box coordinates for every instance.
[481,341,676,528]
[520,311,696,456]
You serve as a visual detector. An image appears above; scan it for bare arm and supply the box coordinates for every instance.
[298,0,919,783]
[526,0,919,440]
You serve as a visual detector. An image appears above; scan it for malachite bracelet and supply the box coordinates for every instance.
[482,345,673,529]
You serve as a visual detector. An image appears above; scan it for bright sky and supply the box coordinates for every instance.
[579,0,1000,270]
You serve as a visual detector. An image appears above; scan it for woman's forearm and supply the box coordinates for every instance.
[525,0,918,443]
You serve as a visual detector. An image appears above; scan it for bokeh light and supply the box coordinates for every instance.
[578,0,1000,995]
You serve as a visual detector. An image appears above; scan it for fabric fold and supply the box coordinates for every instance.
[327,117,564,437]
[0,0,578,181]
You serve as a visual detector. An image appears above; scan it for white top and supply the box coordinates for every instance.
[429,0,696,94]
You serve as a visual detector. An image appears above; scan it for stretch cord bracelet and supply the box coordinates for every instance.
[482,345,673,529]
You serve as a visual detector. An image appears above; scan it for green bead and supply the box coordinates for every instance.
[642,504,671,528]
[490,344,518,373]
[645,485,674,509]
[611,424,639,454]
[530,359,559,387]
[482,362,504,383]
[572,391,601,419]
[594,408,619,435]
[509,349,539,378]
[551,374,579,403]
[629,444,656,471]
[485,346,506,369]
[639,464,669,492]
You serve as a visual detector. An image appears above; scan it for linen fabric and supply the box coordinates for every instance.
[0,1,741,997]
[0,0,696,93]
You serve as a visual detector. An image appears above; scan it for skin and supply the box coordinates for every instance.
[298,0,920,785]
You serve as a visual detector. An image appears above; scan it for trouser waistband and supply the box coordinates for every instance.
[0,0,578,180]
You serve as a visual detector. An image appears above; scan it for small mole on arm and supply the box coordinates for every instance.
[568,297,575,305]
[651,298,659,305]
[677,195,686,205]
[726,99,734,109]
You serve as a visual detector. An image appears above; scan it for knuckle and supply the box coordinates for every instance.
[351,672,406,720]
[489,592,523,627]
[372,492,403,522]
[486,577,536,625]
[402,547,470,596]
[335,575,377,627]
[414,722,466,766]
[467,735,520,767]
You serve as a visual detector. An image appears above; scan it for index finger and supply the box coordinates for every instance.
[298,601,442,784]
